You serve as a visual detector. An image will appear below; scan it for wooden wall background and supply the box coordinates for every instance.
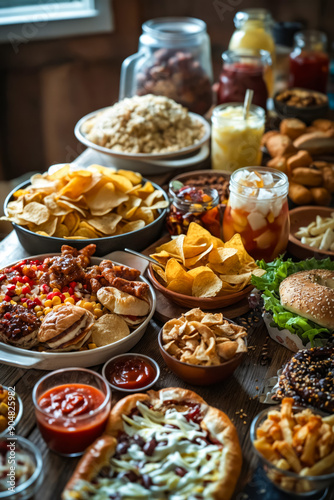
[0,0,332,179]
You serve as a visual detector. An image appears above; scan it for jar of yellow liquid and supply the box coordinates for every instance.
[211,103,265,172]
[229,9,275,96]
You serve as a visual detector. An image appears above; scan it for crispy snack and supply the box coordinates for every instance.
[295,213,334,251]
[2,164,168,239]
[150,222,265,297]
[82,94,205,154]
[254,398,334,493]
[162,308,247,366]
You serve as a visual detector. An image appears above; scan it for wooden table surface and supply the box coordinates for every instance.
[1,231,333,500]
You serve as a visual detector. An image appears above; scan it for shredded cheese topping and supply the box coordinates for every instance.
[65,401,225,500]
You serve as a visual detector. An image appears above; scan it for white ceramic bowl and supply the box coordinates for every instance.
[0,255,156,370]
[74,108,211,174]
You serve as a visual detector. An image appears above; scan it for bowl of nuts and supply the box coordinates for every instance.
[274,88,329,124]
[75,95,210,174]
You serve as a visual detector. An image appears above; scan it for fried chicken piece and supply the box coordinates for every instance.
[100,261,141,281]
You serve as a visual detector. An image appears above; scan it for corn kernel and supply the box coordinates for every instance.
[44,307,52,315]
[22,302,28,308]
[31,265,37,271]
[52,296,61,305]
[83,302,94,312]
[88,343,97,350]
[44,299,52,308]
[10,300,16,305]
[90,295,97,302]
[36,311,43,317]
[94,303,102,310]
[40,294,46,299]
[94,309,103,318]
[34,305,42,312]
[63,292,70,298]
[52,288,60,293]
[64,297,75,304]
[22,266,29,275]
[76,300,84,307]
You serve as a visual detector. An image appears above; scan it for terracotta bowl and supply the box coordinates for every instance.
[147,263,253,310]
[288,206,334,260]
[158,327,246,386]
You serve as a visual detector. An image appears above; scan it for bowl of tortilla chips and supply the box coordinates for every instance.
[158,308,248,385]
[148,222,265,309]
[2,164,169,256]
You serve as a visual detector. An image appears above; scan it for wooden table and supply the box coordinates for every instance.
[1,231,333,500]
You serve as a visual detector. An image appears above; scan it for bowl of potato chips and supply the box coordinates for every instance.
[158,308,248,385]
[3,164,169,256]
[148,222,265,309]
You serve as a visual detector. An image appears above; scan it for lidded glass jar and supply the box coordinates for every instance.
[289,30,329,93]
[119,17,213,115]
[218,49,271,110]
[223,167,290,261]
[229,9,275,96]
[167,181,220,237]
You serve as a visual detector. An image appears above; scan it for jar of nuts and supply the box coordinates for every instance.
[119,17,213,116]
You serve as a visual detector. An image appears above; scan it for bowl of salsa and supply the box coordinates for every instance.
[102,353,160,393]
[32,367,111,457]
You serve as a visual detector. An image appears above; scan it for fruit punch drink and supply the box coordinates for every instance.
[223,167,289,261]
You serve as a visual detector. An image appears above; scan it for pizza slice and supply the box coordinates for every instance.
[62,388,242,500]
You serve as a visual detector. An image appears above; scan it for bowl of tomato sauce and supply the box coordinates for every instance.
[102,353,160,393]
[32,367,111,457]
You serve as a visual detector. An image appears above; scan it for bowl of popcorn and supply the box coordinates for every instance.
[74,95,211,174]
[158,308,247,385]
[250,398,334,496]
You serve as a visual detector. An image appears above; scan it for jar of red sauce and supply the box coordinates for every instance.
[33,368,111,457]
[218,50,271,110]
[167,181,221,237]
[289,30,329,93]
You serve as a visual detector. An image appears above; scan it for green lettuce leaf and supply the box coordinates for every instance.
[252,257,334,345]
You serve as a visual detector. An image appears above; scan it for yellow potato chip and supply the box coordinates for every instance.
[63,212,80,234]
[167,278,193,296]
[121,220,145,234]
[30,217,58,236]
[85,183,129,215]
[73,227,99,239]
[150,250,174,266]
[136,181,155,195]
[152,264,167,284]
[219,272,252,285]
[87,214,122,235]
[192,269,222,298]
[117,196,142,219]
[54,223,70,238]
[86,164,117,176]
[184,243,213,269]
[21,202,50,225]
[154,235,185,261]
[57,199,86,217]
[165,259,189,284]
[224,233,254,266]
[48,164,70,180]
[107,173,134,193]
[43,194,71,216]
[116,169,142,185]
[208,247,240,274]
[129,207,154,225]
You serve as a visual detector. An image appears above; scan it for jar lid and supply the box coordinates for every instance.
[234,9,274,29]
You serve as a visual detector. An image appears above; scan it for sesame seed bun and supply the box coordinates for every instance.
[279,269,334,330]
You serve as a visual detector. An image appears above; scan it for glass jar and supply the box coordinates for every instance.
[218,49,270,110]
[229,9,275,96]
[167,181,220,237]
[289,30,329,93]
[223,167,289,261]
[211,103,265,173]
[119,17,213,115]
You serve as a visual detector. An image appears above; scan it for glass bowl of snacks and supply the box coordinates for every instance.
[250,398,334,496]
[0,435,43,499]
[158,308,247,385]
[0,386,23,437]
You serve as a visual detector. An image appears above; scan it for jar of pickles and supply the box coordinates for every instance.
[223,167,289,261]
[166,181,220,237]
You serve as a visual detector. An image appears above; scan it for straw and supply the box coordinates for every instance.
[243,89,254,120]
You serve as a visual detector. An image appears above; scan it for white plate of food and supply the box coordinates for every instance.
[74,95,210,174]
[0,245,156,370]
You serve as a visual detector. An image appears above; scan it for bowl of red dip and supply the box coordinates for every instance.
[32,367,111,457]
[102,353,160,393]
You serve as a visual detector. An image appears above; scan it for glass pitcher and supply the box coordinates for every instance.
[119,17,213,115]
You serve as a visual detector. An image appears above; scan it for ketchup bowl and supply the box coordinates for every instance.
[102,353,160,393]
[32,367,111,457]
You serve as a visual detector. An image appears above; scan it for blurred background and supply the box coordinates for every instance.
[0,0,333,181]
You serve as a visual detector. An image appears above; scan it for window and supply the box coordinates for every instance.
[0,0,113,43]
